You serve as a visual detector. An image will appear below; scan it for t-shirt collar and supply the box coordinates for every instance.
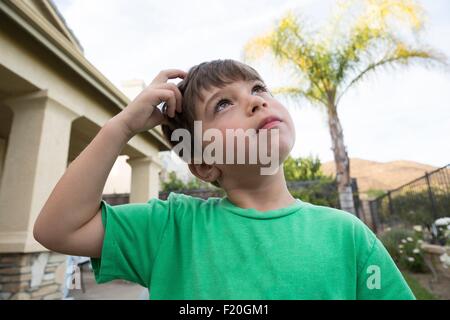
[219,197,306,219]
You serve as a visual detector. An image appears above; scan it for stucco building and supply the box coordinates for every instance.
[0,0,169,299]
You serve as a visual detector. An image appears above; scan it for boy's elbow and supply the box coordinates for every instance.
[33,219,47,247]
[33,216,55,250]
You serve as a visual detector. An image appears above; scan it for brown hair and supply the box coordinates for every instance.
[161,59,265,188]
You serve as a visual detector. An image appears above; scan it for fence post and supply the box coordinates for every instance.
[369,200,379,234]
[425,172,438,220]
[351,178,361,219]
[387,191,394,218]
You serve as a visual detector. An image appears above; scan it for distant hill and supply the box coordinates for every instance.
[320,158,442,198]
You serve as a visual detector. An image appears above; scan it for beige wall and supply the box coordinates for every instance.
[0,2,166,254]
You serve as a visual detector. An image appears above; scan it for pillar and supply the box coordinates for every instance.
[126,155,163,203]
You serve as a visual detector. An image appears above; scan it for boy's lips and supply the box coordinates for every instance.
[257,116,282,133]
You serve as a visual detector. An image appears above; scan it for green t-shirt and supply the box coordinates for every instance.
[91,192,415,300]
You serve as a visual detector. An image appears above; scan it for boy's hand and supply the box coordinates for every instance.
[114,69,187,138]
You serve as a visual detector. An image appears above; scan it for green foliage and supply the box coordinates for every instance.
[186,176,218,190]
[377,188,449,227]
[283,154,338,207]
[366,188,386,199]
[161,171,185,192]
[161,171,221,192]
[283,154,329,181]
[379,226,428,273]
[289,178,339,208]
[379,227,413,262]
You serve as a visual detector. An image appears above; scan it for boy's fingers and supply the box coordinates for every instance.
[155,89,176,118]
[151,69,187,85]
[148,107,165,127]
[155,83,182,113]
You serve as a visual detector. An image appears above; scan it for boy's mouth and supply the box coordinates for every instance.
[257,116,282,133]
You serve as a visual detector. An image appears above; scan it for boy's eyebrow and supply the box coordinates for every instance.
[204,88,225,112]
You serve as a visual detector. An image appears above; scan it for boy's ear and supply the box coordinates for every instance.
[188,163,221,183]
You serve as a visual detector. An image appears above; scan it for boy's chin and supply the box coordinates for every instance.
[221,147,290,176]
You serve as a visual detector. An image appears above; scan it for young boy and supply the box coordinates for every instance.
[34,59,415,300]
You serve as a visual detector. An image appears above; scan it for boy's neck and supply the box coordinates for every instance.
[223,167,296,212]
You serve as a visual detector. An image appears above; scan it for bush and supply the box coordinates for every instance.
[379,226,428,273]
[380,227,414,263]
[289,180,339,208]
[376,189,450,227]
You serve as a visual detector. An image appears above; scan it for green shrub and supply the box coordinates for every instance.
[379,226,428,273]
[379,227,413,263]
[289,177,339,208]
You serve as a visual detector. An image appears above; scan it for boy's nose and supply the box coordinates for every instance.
[246,96,267,116]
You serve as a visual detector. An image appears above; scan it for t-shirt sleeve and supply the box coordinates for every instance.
[356,227,416,300]
[90,197,170,287]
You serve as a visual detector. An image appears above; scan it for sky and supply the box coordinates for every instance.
[53,0,450,171]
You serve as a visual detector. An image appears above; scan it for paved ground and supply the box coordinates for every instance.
[67,263,148,300]
[411,271,450,300]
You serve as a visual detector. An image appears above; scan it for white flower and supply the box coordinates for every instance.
[413,225,423,232]
[417,240,424,244]
[439,253,450,267]
[398,244,404,249]
[407,257,415,262]
[401,239,407,244]
[385,227,392,232]
[399,250,404,254]
[435,217,450,226]
[407,237,414,242]
[413,248,420,254]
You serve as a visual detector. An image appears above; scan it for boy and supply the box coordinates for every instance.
[34,59,415,300]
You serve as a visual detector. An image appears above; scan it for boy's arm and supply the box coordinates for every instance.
[357,238,415,300]
[33,117,133,258]
[33,69,186,258]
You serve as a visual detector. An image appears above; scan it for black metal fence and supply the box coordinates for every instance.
[369,164,450,234]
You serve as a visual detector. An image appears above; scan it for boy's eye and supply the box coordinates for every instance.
[213,84,268,114]
[214,99,231,113]
[252,84,267,93]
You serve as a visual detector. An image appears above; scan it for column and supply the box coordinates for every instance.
[126,155,163,203]
[0,91,79,253]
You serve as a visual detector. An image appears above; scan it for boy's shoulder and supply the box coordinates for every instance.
[302,202,376,239]
[305,202,363,223]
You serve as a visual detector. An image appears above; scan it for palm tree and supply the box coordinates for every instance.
[243,0,446,215]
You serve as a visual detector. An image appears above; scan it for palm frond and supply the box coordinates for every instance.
[272,86,328,106]
[242,0,447,111]
[336,46,447,104]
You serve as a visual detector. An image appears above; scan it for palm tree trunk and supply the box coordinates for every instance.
[327,104,356,215]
